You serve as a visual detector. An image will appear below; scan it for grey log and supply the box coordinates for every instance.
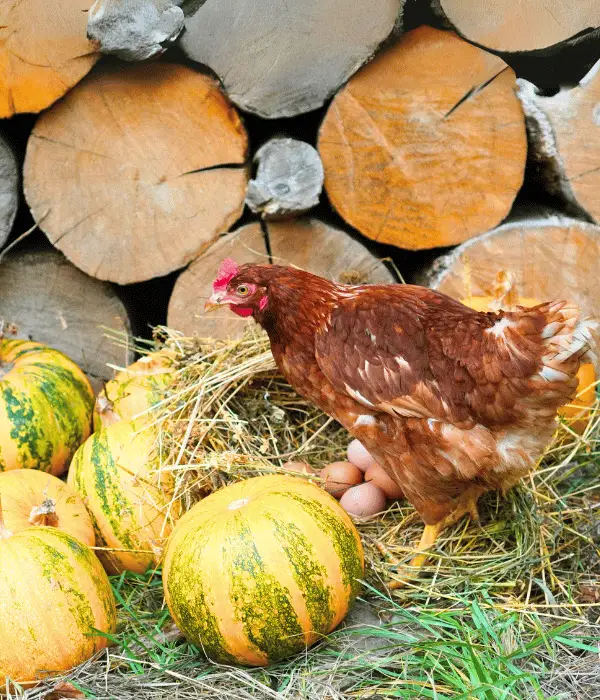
[0,249,134,391]
[246,138,324,219]
[0,134,18,249]
[88,0,184,61]
[179,0,405,118]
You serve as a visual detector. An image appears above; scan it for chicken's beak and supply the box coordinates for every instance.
[204,293,224,313]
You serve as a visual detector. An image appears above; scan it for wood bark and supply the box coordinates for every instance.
[318,26,527,251]
[245,138,324,220]
[0,249,133,391]
[87,0,184,61]
[518,62,600,224]
[179,0,404,118]
[435,0,600,54]
[23,62,249,284]
[424,215,600,335]
[167,218,395,340]
[0,0,99,118]
[0,134,18,249]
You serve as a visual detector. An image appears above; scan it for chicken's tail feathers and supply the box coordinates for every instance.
[537,300,598,372]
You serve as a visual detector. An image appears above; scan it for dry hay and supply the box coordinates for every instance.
[11,327,600,699]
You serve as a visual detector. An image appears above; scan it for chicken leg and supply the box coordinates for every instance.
[386,486,484,590]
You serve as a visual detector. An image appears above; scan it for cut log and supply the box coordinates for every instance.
[435,0,600,54]
[179,0,404,118]
[0,0,99,118]
[23,62,248,284]
[0,249,134,391]
[424,215,600,336]
[518,63,600,223]
[168,218,395,339]
[87,0,184,61]
[246,138,324,220]
[0,134,18,249]
[318,26,527,251]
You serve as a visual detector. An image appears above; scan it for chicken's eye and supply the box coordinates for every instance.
[236,284,250,296]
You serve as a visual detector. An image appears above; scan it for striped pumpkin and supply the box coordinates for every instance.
[94,350,176,430]
[0,468,95,546]
[68,420,180,574]
[163,474,364,666]
[0,521,116,688]
[0,340,94,475]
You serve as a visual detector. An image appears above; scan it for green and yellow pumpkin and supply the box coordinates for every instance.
[0,468,95,546]
[68,419,180,574]
[94,350,176,430]
[163,474,364,666]
[0,512,116,688]
[0,340,94,475]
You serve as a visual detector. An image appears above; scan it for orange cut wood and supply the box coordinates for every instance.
[24,62,249,284]
[167,218,395,340]
[437,0,600,53]
[427,216,600,334]
[0,0,99,118]
[318,26,526,251]
[519,65,600,224]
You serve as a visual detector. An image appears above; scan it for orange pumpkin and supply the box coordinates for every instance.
[462,295,596,433]
[0,508,116,688]
[94,350,176,430]
[0,469,95,546]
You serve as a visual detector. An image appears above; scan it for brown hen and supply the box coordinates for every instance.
[206,260,597,580]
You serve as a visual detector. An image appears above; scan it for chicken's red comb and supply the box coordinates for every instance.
[213,258,240,291]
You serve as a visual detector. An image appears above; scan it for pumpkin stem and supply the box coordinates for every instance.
[95,394,119,426]
[0,496,13,539]
[29,498,59,528]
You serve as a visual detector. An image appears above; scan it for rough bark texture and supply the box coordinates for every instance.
[23,62,249,284]
[0,0,100,118]
[318,26,527,251]
[436,0,600,54]
[0,249,133,390]
[246,138,324,219]
[425,215,600,340]
[0,134,18,249]
[168,218,396,339]
[87,0,184,60]
[518,62,600,224]
[179,0,405,118]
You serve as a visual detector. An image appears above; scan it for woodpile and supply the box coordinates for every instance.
[0,0,99,118]
[0,250,133,390]
[168,218,395,339]
[434,0,600,54]
[0,3,597,391]
[424,216,600,331]
[179,0,405,118]
[23,62,248,284]
[318,27,527,250]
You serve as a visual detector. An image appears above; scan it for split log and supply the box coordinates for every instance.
[518,63,600,223]
[424,215,600,332]
[318,26,527,251]
[0,249,134,391]
[0,134,18,249]
[87,0,184,61]
[179,0,404,118]
[0,0,99,118]
[168,218,395,339]
[435,0,600,54]
[245,138,324,220]
[23,62,248,284]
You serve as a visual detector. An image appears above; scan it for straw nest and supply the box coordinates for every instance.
[15,327,600,700]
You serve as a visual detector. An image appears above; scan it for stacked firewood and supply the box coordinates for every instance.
[0,0,599,383]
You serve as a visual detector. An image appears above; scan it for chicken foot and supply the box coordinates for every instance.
[386,486,484,590]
